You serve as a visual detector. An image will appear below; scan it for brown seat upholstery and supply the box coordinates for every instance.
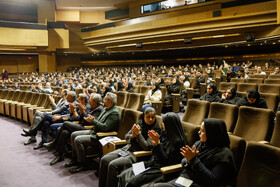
[125,93,145,111]
[181,121,200,147]
[246,78,264,85]
[268,74,280,79]
[185,78,207,100]
[237,83,258,97]
[21,92,41,122]
[74,88,84,95]
[253,74,267,79]
[264,79,280,84]
[152,87,166,115]
[4,91,23,116]
[260,93,279,112]
[28,94,52,123]
[0,90,16,114]
[219,82,237,95]
[11,91,31,119]
[133,85,140,93]
[182,99,210,125]
[237,142,280,187]
[208,102,239,132]
[139,86,151,96]
[116,91,128,107]
[230,78,246,83]
[270,111,280,147]
[259,84,280,96]
[228,134,246,172]
[233,106,274,141]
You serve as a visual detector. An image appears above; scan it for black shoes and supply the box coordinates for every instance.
[34,142,44,150]
[64,159,78,168]
[69,165,85,174]
[24,137,37,145]
[43,141,54,150]
[21,130,36,137]
[50,155,64,165]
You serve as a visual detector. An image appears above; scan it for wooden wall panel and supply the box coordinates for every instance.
[0,55,38,73]
[56,56,82,72]
[0,28,48,46]
[80,11,110,24]
[56,10,80,22]
[37,0,55,23]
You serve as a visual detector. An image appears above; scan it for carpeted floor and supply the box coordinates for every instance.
[0,116,99,187]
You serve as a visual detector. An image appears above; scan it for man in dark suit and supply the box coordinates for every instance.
[45,93,104,165]
[68,92,120,173]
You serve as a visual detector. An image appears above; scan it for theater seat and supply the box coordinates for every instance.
[237,83,258,97]
[264,79,280,84]
[182,99,210,125]
[208,102,239,132]
[228,134,246,172]
[116,91,128,108]
[260,93,279,112]
[233,106,274,141]
[230,78,246,83]
[125,93,145,111]
[219,82,237,95]
[270,111,280,148]
[237,142,280,187]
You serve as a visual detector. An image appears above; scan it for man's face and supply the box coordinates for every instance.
[66,94,75,103]
[103,96,111,108]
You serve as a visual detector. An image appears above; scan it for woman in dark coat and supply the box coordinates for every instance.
[200,83,220,102]
[236,89,267,109]
[220,87,240,105]
[150,118,237,187]
[2,69,8,81]
[125,82,134,93]
[102,86,113,99]
[116,81,125,92]
[164,78,181,102]
[118,112,186,187]
[99,107,161,187]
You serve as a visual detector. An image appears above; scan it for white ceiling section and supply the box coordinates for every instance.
[55,0,129,11]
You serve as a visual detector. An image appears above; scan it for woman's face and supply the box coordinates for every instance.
[152,84,156,90]
[198,122,207,142]
[247,96,256,104]
[92,86,97,93]
[144,112,156,125]
[172,78,176,84]
[207,85,213,94]
[226,89,233,98]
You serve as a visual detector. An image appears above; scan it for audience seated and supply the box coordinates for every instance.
[68,92,120,173]
[236,89,267,109]
[142,82,162,112]
[118,112,186,187]
[199,83,220,102]
[125,82,134,93]
[99,107,161,187]
[220,87,240,105]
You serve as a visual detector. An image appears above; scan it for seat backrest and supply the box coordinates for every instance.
[182,99,210,125]
[270,111,280,147]
[116,91,128,107]
[138,81,146,86]
[74,88,84,95]
[253,74,267,79]
[17,91,27,103]
[264,79,280,84]
[246,78,264,85]
[268,74,280,79]
[6,90,16,100]
[23,92,33,104]
[233,106,274,141]
[260,93,279,112]
[156,115,162,128]
[219,82,237,94]
[208,102,239,132]
[259,84,280,96]
[37,93,48,107]
[189,78,196,88]
[160,87,167,101]
[118,109,143,139]
[237,142,280,187]
[29,92,41,105]
[140,86,151,96]
[230,78,246,83]
[237,83,258,93]
[228,134,246,172]
[125,93,145,111]
[181,121,200,147]
[133,85,140,93]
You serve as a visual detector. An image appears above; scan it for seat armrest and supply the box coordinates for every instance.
[111,140,128,145]
[160,164,183,174]
[39,108,52,112]
[133,151,152,157]
[84,125,93,130]
[151,101,162,104]
[258,140,269,144]
[97,132,118,137]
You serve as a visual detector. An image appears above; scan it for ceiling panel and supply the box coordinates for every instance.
[55,0,129,11]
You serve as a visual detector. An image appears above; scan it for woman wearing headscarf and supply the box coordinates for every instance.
[220,87,240,105]
[118,112,186,187]
[99,107,161,187]
[157,78,165,87]
[125,82,134,93]
[142,82,162,112]
[116,81,125,92]
[102,86,113,99]
[150,118,236,187]
[107,80,116,92]
[200,83,220,102]
[236,89,267,109]
[164,78,181,102]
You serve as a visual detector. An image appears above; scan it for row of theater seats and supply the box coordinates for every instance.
[182,99,279,146]
[0,90,60,124]
[116,92,145,112]
[101,106,280,186]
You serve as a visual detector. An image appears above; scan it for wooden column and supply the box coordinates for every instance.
[39,53,56,73]
[278,0,280,24]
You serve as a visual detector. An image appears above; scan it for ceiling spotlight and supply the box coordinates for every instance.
[184,38,192,44]
[136,43,142,48]
[246,35,255,42]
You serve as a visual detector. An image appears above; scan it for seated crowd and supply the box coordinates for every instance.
[0,60,279,186]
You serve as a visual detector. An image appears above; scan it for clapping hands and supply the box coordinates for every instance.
[148,130,160,146]
[180,145,199,163]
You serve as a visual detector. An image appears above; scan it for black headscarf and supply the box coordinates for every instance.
[126,82,134,93]
[200,83,220,102]
[162,112,186,163]
[151,82,160,95]
[116,81,124,91]
[102,86,112,98]
[236,89,267,109]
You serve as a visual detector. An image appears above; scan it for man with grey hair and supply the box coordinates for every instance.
[38,82,53,94]
[66,92,120,173]
[45,93,104,165]
[23,91,78,149]
[21,89,68,145]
